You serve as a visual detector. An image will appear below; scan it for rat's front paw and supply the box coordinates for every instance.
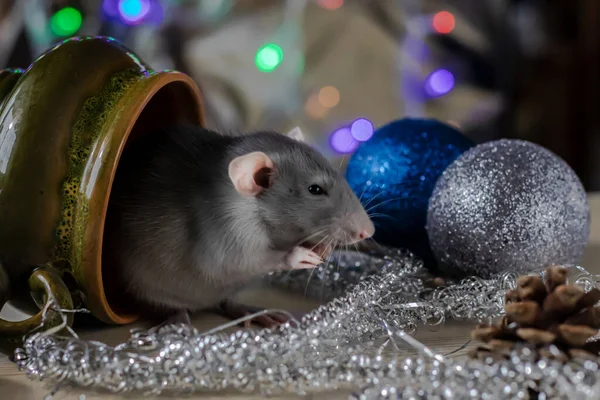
[284,246,323,270]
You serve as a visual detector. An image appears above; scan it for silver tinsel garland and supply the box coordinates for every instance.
[13,248,600,399]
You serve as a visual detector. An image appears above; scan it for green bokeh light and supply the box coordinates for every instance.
[51,7,83,37]
[255,43,283,72]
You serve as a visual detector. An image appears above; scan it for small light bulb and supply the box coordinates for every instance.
[330,127,359,154]
[317,0,344,10]
[425,69,455,97]
[255,43,284,73]
[118,0,151,24]
[50,7,83,37]
[318,86,340,108]
[305,93,328,120]
[351,118,374,142]
[432,11,455,34]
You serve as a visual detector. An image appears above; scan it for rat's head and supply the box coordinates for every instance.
[227,128,374,257]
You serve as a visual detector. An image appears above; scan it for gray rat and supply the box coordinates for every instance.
[104,124,374,327]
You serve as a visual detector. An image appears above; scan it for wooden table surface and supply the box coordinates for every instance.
[2,194,600,400]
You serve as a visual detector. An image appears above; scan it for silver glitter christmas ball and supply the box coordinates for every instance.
[426,139,590,278]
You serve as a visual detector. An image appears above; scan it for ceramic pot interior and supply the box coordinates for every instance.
[101,80,201,320]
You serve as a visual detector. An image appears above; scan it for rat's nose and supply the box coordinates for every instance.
[354,224,375,241]
[357,230,370,240]
[346,211,375,244]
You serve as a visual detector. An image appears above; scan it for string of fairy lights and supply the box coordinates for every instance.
[41,0,457,154]
[320,3,458,154]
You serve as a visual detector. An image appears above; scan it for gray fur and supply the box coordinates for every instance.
[104,125,372,313]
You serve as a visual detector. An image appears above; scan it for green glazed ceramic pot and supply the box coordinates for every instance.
[0,37,204,351]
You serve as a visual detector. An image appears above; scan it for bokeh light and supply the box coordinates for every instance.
[103,0,163,25]
[317,0,344,10]
[351,118,374,142]
[255,43,284,72]
[118,0,151,24]
[50,7,82,37]
[432,11,455,34]
[305,93,328,120]
[296,54,305,75]
[318,86,340,108]
[424,69,455,97]
[103,0,119,17]
[197,0,233,21]
[330,127,359,154]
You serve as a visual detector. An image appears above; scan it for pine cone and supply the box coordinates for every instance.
[471,266,600,362]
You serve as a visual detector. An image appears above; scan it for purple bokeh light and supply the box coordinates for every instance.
[330,127,359,154]
[102,0,119,16]
[424,69,455,97]
[144,2,164,25]
[350,118,374,142]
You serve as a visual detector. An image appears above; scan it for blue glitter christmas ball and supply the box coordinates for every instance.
[345,118,474,263]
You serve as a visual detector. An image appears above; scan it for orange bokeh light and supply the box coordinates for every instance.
[318,86,340,108]
[305,93,328,119]
[432,11,455,34]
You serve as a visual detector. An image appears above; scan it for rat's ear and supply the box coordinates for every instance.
[228,151,274,197]
[285,126,305,142]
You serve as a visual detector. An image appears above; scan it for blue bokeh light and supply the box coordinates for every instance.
[103,0,163,25]
[118,0,150,24]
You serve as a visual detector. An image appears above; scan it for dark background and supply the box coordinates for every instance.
[1,0,599,189]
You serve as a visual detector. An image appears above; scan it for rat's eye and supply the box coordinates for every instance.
[308,185,326,195]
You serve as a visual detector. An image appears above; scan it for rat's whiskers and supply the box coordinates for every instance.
[337,153,347,172]
[365,195,418,214]
[352,237,361,254]
[301,228,328,246]
[304,234,336,297]
[278,230,328,282]
[360,179,422,207]
[361,189,389,209]
[340,233,351,276]
[325,236,343,299]
[310,234,331,256]
[367,236,386,251]
[367,212,396,221]
[304,267,316,297]
[362,189,416,210]
[358,170,381,202]
[323,234,337,260]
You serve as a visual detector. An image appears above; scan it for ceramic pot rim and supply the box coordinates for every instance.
[84,71,204,325]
